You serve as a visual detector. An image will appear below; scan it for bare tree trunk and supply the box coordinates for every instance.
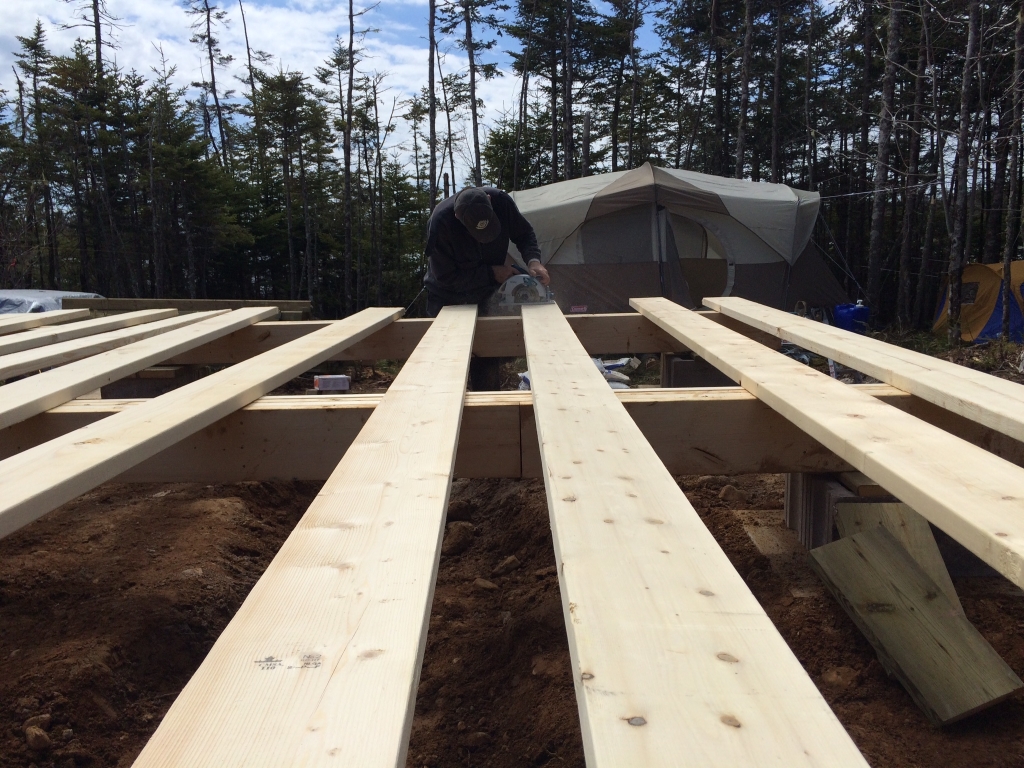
[735,0,753,178]
[428,0,438,212]
[770,0,783,183]
[582,112,591,176]
[914,184,937,327]
[803,0,816,188]
[866,0,901,316]
[202,0,230,168]
[947,0,981,345]
[898,22,925,326]
[550,49,558,183]
[1004,5,1024,339]
[464,1,482,186]
[563,1,574,179]
[611,60,624,171]
[626,0,641,169]
[344,0,355,314]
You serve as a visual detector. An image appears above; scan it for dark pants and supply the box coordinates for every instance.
[426,292,502,391]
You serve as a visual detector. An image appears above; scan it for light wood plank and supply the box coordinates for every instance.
[132,305,476,768]
[0,307,402,540]
[0,307,277,430]
[837,470,889,498]
[521,302,866,768]
[705,296,1024,443]
[0,308,90,336]
[0,310,229,381]
[62,297,311,312]
[810,526,1021,725]
[633,297,1024,590]
[834,502,963,615]
[0,309,177,356]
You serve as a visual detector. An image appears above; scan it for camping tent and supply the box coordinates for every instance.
[932,262,1024,343]
[508,162,848,313]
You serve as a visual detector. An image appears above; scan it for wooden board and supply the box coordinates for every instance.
[810,526,1021,725]
[0,308,277,430]
[633,297,1024,591]
[521,302,867,767]
[62,297,311,313]
[834,502,963,614]
[0,308,89,336]
[837,471,889,498]
[0,307,402,540]
[706,296,1024,444]
[132,305,476,768]
[0,310,229,381]
[0,309,177,356]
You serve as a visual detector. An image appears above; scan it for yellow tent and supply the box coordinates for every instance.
[933,262,1024,342]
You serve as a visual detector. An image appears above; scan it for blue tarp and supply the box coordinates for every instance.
[0,290,103,314]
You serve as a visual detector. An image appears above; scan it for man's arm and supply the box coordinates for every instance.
[425,223,496,297]
[500,193,549,285]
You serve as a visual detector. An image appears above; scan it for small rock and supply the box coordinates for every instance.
[533,566,557,578]
[492,555,521,577]
[461,731,490,749]
[23,714,52,731]
[442,521,475,556]
[474,578,498,591]
[25,725,50,751]
[718,485,749,504]
[61,729,74,740]
[180,567,204,579]
[780,595,795,607]
[821,666,860,689]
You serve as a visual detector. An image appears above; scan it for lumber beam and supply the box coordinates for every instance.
[0,308,90,336]
[162,310,775,365]
[633,297,1024,590]
[0,309,177,356]
[7,384,1024,483]
[133,305,476,768]
[62,297,311,313]
[0,310,227,381]
[810,526,1021,725]
[706,296,1024,444]
[521,302,867,767]
[0,308,278,430]
[0,307,403,541]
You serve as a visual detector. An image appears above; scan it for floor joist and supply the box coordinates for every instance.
[132,305,477,768]
[0,308,90,336]
[706,296,1024,444]
[0,310,227,381]
[0,307,278,430]
[634,297,1024,590]
[521,302,867,767]
[0,307,402,540]
[0,308,178,356]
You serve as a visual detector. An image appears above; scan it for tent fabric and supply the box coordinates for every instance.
[508,162,848,312]
[932,262,1024,343]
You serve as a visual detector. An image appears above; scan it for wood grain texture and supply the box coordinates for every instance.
[0,309,177,356]
[131,305,476,768]
[0,307,402,541]
[522,302,867,768]
[706,296,1024,443]
[834,502,963,614]
[810,527,1021,725]
[633,297,1024,590]
[62,297,311,312]
[0,310,228,381]
[0,308,277,430]
[0,308,89,336]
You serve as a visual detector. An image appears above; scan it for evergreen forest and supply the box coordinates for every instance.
[0,0,1021,333]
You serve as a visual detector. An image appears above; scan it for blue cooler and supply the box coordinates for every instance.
[834,301,870,334]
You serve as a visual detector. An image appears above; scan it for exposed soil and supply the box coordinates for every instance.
[2,475,1024,767]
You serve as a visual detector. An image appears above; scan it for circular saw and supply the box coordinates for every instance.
[487,272,555,316]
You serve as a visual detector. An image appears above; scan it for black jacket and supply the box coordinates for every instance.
[423,188,541,304]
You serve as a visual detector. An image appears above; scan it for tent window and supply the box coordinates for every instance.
[962,282,979,305]
[579,205,655,264]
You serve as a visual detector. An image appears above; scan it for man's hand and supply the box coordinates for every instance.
[492,264,517,283]
[528,260,550,286]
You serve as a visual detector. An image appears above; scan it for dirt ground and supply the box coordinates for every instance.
[3,474,1024,767]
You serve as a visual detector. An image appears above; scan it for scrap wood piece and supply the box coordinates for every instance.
[835,502,963,615]
[0,310,227,381]
[632,297,1024,591]
[0,307,278,431]
[131,305,476,768]
[705,296,1024,445]
[0,306,403,541]
[810,526,1022,725]
[0,308,89,336]
[521,302,868,767]
[0,308,177,356]
[838,471,890,498]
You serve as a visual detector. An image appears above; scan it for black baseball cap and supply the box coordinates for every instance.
[454,187,501,243]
